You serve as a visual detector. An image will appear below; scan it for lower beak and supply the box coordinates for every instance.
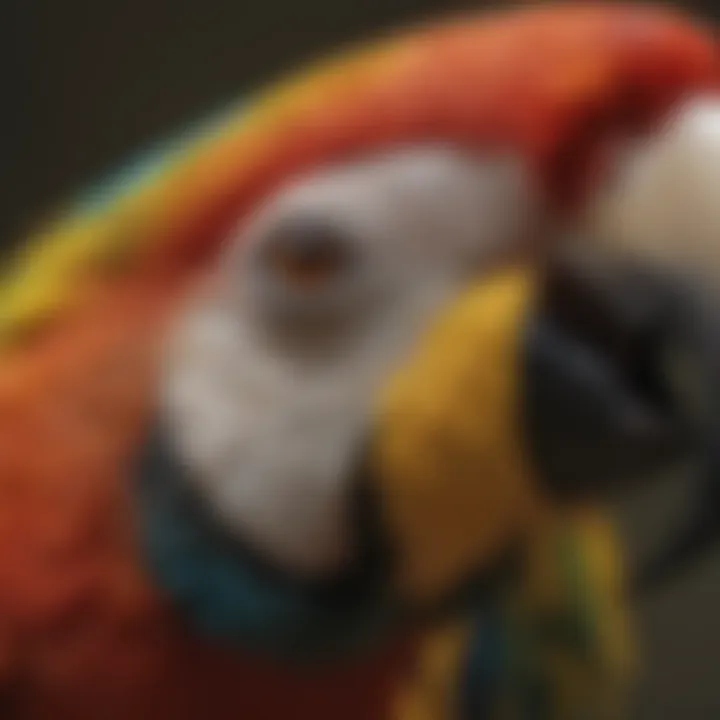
[524,254,697,501]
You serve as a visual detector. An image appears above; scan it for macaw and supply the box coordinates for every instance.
[1,3,719,719]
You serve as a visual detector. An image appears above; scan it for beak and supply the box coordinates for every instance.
[526,252,720,598]
[524,252,697,501]
[372,258,711,606]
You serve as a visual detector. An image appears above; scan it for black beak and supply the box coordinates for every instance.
[523,251,720,596]
[524,252,697,501]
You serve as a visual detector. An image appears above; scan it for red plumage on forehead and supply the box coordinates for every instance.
[162,3,719,271]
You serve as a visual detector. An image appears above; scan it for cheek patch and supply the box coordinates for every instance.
[160,297,366,578]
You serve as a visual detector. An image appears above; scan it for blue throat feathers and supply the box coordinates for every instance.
[132,418,397,662]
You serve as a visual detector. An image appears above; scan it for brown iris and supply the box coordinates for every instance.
[262,220,353,291]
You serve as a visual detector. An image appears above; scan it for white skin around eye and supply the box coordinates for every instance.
[161,145,534,578]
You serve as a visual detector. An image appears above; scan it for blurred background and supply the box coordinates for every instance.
[5,0,720,716]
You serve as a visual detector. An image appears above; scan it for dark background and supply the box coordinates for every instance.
[6,0,487,251]
[5,1,720,717]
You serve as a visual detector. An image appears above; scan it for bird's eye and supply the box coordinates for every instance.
[261,220,355,291]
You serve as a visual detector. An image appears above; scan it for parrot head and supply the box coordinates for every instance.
[136,142,706,660]
[5,3,720,664]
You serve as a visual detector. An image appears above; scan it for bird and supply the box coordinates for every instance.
[1,4,720,718]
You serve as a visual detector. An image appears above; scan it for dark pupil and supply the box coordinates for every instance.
[266,223,350,286]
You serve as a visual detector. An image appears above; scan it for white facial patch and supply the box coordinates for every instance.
[235,145,533,268]
[161,145,533,577]
[587,96,720,290]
